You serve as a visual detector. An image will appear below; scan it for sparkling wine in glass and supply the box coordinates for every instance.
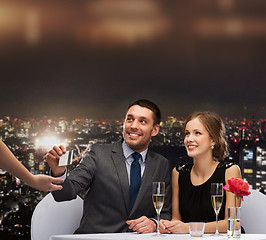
[211,183,224,236]
[152,182,165,235]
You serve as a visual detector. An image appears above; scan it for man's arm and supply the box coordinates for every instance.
[126,156,172,233]
[48,145,97,201]
[126,216,156,233]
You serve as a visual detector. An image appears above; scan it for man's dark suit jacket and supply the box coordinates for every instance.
[52,139,171,234]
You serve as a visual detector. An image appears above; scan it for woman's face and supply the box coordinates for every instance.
[184,117,215,159]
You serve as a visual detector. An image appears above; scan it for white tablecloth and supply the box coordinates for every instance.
[49,232,266,240]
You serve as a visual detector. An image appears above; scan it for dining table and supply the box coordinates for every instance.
[49,232,266,240]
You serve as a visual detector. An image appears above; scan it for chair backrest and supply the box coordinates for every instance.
[31,193,83,240]
[241,189,266,234]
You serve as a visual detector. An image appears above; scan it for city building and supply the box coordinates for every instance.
[238,140,266,192]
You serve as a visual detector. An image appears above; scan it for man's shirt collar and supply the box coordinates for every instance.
[122,140,147,163]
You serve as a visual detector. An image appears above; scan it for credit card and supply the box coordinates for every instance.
[58,150,73,166]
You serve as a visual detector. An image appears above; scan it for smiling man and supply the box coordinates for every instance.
[46,99,171,234]
[123,102,160,153]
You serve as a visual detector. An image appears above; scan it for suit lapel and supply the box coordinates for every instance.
[130,150,156,215]
[111,140,130,214]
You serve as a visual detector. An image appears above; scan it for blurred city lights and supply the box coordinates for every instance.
[35,135,68,150]
[80,0,170,45]
[25,9,40,45]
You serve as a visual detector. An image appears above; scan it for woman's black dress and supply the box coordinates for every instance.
[176,161,235,223]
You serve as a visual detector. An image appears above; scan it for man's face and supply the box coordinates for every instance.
[123,105,159,152]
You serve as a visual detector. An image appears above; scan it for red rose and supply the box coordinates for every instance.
[223,177,251,201]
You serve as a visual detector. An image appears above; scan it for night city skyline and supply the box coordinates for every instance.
[1,0,266,120]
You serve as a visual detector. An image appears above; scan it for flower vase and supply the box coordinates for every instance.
[227,207,241,238]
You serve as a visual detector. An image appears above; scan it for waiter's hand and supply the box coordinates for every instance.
[126,216,156,233]
[30,174,64,192]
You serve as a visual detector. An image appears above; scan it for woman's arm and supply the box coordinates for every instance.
[171,168,182,220]
[224,164,242,208]
[160,168,189,234]
[204,164,242,233]
[0,140,64,191]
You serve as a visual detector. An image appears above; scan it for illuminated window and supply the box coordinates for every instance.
[243,148,253,162]
[257,147,266,166]
[244,169,253,174]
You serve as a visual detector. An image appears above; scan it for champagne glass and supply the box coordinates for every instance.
[211,183,224,236]
[152,182,165,235]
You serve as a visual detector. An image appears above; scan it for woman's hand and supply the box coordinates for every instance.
[159,220,171,234]
[160,219,189,234]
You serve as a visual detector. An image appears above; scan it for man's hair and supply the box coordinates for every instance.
[127,99,161,125]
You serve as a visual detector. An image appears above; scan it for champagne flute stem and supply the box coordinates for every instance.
[157,213,160,235]
[215,212,219,235]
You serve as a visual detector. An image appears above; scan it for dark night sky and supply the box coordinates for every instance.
[1,0,266,120]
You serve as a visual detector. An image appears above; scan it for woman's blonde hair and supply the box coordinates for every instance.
[184,111,228,160]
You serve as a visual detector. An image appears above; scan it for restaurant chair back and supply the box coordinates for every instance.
[241,189,266,234]
[31,192,83,240]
